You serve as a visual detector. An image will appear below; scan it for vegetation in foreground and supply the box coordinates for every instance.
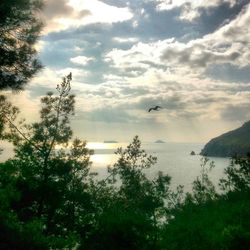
[0,1,249,249]
[0,75,249,249]
[0,0,43,90]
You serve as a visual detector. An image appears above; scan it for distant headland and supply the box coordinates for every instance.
[201,121,250,157]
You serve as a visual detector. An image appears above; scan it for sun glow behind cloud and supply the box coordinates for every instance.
[28,0,250,142]
[43,0,133,33]
[68,0,133,23]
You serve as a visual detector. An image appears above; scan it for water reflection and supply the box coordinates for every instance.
[0,141,230,191]
[89,142,230,191]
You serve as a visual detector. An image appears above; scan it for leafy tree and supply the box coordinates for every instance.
[0,0,43,90]
[160,192,250,250]
[186,157,217,204]
[0,74,95,248]
[83,136,172,250]
[219,154,250,192]
[160,155,250,250]
[1,72,249,249]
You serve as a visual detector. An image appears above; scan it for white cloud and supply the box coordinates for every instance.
[166,3,250,68]
[105,39,174,71]
[68,0,133,23]
[113,37,139,43]
[70,55,94,65]
[29,1,250,142]
[95,3,250,134]
[74,46,85,52]
[105,3,250,80]
[42,0,133,34]
[29,67,90,91]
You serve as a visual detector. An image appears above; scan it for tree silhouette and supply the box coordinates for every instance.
[0,74,94,248]
[0,0,43,90]
[0,74,249,249]
[83,136,172,249]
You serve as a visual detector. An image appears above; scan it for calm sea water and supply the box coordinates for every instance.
[89,142,230,191]
[0,142,230,191]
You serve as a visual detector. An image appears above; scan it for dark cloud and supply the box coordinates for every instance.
[207,64,250,83]
[43,1,191,42]
[220,103,250,121]
[175,110,203,119]
[133,4,186,40]
[161,43,243,72]
[128,95,186,111]
[27,85,54,98]
[139,60,166,69]
[41,0,250,62]
[43,0,91,19]
[192,95,229,107]
[110,66,148,78]
[39,1,250,87]
[194,0,249,35]
[43,0,73,19]
[120,86,149,96]
[81,108,140,124]
[39,40,75,68]
[124,94,206,121]
[79,9,92,18]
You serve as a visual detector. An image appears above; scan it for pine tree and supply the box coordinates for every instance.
[0,74,94,248]
[0,0,43,90]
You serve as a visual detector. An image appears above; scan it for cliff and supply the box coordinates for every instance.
[201,121,250,157]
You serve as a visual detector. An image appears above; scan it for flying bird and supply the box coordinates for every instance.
[148,105,162,112]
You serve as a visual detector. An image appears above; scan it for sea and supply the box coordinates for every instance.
[0,141,230,192]
[88,142,230,191]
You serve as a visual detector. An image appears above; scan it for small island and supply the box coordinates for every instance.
[201,120,250,157]
[154,140,165,143]
[190,151,196,156]
[103,140,118,143]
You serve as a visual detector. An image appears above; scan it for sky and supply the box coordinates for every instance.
[7,0,250,142]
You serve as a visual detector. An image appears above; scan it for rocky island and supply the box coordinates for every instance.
[201,121,250,157]
[154,140,165,143]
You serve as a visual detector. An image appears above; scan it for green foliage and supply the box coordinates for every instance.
[0,0,43,90]
[110,136,170,215]
[186,157,217,204]
[83,136,172,249]
[0,95,20,136]
[160,188,250,250]
[0,74,94,248]
[160,155,250,250]
[0,75,249,249]
[219,154,250,192]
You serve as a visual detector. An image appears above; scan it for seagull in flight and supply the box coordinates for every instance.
[148,105,162,112]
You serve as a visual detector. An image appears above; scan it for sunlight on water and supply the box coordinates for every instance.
[87,142,108,149]
[91,154,118,167]
[0,141,230,192]
[89,142,230,191]
[88,142,124,168]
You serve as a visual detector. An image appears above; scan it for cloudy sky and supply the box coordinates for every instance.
[10,0,250,142]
